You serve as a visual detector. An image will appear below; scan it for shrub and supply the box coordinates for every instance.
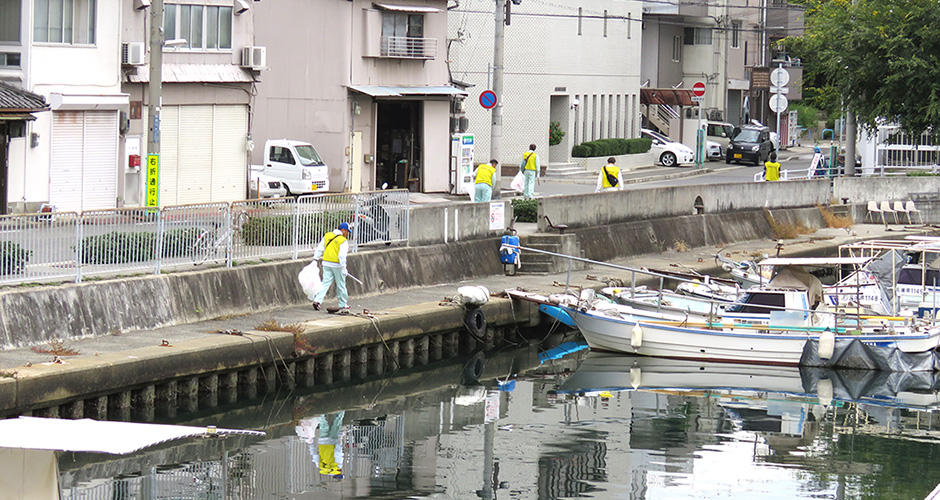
[511,198,537,223]
[80,228,201,264]
[241,211,352,247]
[0,241,30,275]
[549,121,565,146]
[571,138,652,157]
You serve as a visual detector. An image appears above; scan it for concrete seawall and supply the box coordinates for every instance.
[3,205,836,350]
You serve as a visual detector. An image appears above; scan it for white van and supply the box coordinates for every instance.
[255,139,330,195]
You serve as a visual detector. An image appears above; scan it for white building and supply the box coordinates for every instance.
[448,0,644,169]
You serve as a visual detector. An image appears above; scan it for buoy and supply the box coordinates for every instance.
[817,377,833,407]
[630,366,642,389]
[819,329,835,360]
[631,323,643,349]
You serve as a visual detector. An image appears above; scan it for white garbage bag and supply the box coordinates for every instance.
[298,260,322,301]
[456,285,490,306]
[509,171,525,192]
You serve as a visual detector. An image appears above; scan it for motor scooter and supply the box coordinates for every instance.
[354,184,393,246]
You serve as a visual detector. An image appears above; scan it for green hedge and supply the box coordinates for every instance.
[80,228,200,264]
[511,199,537,223]
[0,241,30,275]
[241,211,352,246]
[571,137,652,158]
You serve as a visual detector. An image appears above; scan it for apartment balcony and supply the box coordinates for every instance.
[380,36,437,59]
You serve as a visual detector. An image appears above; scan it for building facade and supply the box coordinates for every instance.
[251,0,461,194]
[448,0,644,170]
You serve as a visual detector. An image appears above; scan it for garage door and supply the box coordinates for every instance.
[159,105,247,206]
[49,111,119,212]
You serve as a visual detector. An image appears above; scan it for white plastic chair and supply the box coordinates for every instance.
[893,200,911,224]
[880,200,898,224]
[906,200,923,224]
[865,201,885,224]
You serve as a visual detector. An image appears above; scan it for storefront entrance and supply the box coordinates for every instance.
[375,101,422,191]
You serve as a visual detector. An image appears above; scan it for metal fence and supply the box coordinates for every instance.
[872,125,940,175]
[0,190,409,286]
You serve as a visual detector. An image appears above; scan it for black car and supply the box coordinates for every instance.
[725,125,775,166]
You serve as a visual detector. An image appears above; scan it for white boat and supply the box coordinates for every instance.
[568,303,940,368]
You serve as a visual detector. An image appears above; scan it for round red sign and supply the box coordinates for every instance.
[692,81,706,97]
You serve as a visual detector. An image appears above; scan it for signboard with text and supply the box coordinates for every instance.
[146,154,160,207]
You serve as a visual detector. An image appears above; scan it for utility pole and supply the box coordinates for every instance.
[490,0,506,197]
[146,0,164,207]
[845,110,856,176]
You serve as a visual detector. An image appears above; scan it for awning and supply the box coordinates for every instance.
[49,93,130,111]
[125,64,256,84]
[0,417,265,455]
[348,85,467,98]
[373,2,442,12]
[640,88,696,107]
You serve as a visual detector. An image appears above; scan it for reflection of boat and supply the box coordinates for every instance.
[556,353,940,411]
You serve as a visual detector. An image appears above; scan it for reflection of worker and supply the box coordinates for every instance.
[295,410,346,479]
[595,157,623,193]
[473,160,498,202]
[520,144,540,199]
[764,152,781,181]
[312,223,351,311]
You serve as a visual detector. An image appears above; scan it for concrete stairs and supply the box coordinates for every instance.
[544,162,594,180]
[518,233,588,274]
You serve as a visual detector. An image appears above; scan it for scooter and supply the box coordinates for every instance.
[354,184,393,246]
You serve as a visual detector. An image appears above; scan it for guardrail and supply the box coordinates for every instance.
[0,190,409,286]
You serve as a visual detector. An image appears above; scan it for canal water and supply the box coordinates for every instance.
[58,339,940,500]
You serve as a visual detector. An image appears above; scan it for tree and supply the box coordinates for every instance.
[790,0,940,135]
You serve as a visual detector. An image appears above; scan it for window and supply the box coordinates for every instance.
[731,21,741,48]
[381,11,430,57]
[0,52,20,67]
[726,292,785,314]
[0,0,21,43]
[164,4,232,50]
[672,35,681,62]
[683,27,712,46]
[34,0,96,44]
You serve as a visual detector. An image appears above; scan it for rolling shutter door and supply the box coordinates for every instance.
[49,112,84,212]
[177,106,214,205]
[49,111,118,212]
[211,106,248,201]
[81,112,119,210]
[159,106,180,206]
[160,104,247,205]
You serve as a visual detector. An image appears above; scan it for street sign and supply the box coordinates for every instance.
[692,81,706,97]
[480,90,497,109]
[691,96,704,102]
[769,94,789,113]
[770,67,790,88]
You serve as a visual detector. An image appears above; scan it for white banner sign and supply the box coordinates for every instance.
[489,202,505,231]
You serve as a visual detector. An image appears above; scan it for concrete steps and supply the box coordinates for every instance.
[544,162,594,179]
[518,233,588,274]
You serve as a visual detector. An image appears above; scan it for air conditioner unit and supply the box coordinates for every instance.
[241,46,266,70]
[121,42,145,66]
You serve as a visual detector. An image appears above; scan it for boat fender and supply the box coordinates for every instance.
[819,329,836,360]
[631,323,643,349]
[630,366,642,389]
[817,377,833,407]
[465,307,487,336]
[463,351,486,383]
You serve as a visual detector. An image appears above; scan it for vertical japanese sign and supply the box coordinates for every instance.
[146,154,160,207]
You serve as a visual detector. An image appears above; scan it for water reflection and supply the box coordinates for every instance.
[58,344,940,500]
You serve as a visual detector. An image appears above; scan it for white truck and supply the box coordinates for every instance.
[250,139,330,196]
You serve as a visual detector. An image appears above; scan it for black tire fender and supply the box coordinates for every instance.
[465,306,486,336]
[463,351,486,383]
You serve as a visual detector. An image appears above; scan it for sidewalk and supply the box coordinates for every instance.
[0,222,916,372]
